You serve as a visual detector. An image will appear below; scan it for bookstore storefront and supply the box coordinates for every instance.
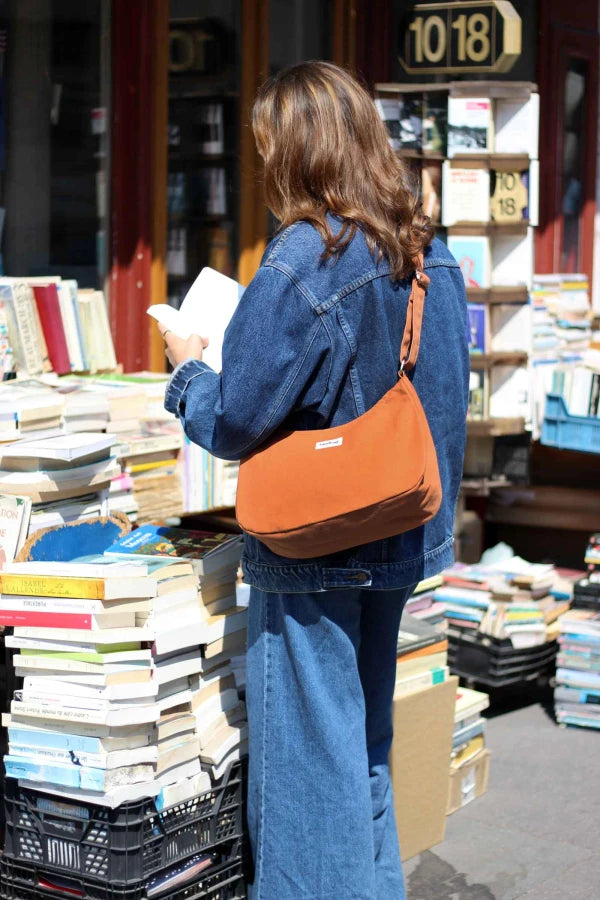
[1,1,599,369]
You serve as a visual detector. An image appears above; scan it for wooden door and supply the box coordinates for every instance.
[536,8,599,282]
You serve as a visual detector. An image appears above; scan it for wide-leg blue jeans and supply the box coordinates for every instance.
[246,585,414,900]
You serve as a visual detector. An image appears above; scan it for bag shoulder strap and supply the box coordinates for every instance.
[399,253,430,375]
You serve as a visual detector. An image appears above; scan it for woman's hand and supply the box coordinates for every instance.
[158,326,209,368]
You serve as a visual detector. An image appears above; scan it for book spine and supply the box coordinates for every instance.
[0,610,95,629]
[0,574,105,599]
[4,756,83,788]
[1,596,115,614]
[32,285,71,375]
[7,728,101,753]
[11,285,45,374]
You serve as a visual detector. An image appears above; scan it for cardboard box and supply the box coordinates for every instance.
[447,747,490,815]
[390,676,457,861]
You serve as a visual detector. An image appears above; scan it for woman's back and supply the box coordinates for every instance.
[232,220,469,590]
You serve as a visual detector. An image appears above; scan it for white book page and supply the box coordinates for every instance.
[147,267,245,372]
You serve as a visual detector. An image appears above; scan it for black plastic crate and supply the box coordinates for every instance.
[572,576,600,610]
[3,763,243,886]
[448,633,558,687]
[0,852,245,900]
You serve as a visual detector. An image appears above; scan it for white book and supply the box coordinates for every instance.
[153,620,206,656]
[156,770,211,810]
[193,689,242,730]
[156,737,201,775]
[17,778,159,809]
[3,596,152,615]
[57,281,85,372]
[14,663,151,685]
[157,757,201,788]
[4,712,154,742]
[3,559,150,579]
[196,702,246,747]
[12,626,153,644]
[21,677,158,701]
[8,743,159,769]
[204,607,247,644]
[208,741,248,781]
[11,699,161,727]
[199,723,249,767]
[569,368,594,416]
[147,267,245,372]
[442,163,490,226]
[494,94,539,157]
[0,433,115,462]
[17,689,154,711]
[153,650,205,685]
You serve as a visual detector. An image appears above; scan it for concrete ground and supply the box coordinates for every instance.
[403,682,599,900]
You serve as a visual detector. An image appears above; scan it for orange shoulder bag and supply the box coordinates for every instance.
[235,257,442,559]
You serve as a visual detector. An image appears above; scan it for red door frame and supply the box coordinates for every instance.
[109,1,156,372]
[536,12,599,282]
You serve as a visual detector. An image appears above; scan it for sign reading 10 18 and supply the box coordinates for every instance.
[399,1,522,75]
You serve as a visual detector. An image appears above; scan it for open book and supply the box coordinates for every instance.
[147,268,245,372]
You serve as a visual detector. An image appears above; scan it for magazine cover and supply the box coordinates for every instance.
[447,236,491,289]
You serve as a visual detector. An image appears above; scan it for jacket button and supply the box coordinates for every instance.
[353,572,368,583]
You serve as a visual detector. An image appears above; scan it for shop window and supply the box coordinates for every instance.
[560,58,586,272]
[0,0,110,286]
[167,0,241,308]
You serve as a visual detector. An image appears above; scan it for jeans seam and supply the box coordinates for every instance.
[255,592,271,900]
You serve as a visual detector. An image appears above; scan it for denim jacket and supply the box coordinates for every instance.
[165,221,469,592]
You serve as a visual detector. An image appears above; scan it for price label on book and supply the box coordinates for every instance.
[490,170,529,223]
[399,1,522,75]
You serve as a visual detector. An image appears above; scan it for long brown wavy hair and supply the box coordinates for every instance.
[252,61,433,280]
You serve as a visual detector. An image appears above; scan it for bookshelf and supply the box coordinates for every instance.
[166,17,242,312]
[375,80,538,480]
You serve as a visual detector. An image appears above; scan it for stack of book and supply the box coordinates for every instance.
[0,433,119,510]
[1,528,246,806]
[435,557,568,687]
[530,274,595,436]
[447,687,490,815]
[554,609,600,730]
[103,524,248,781]
[403,574,446,627]
[395,613,449,697]
[0,381,65,444]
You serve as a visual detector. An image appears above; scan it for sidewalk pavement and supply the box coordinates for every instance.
[403,683,599,900]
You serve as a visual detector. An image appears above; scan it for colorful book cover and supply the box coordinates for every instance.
[447,236,490,288]
[467,304,486,354]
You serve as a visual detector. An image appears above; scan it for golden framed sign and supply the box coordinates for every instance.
[399,1,522,75]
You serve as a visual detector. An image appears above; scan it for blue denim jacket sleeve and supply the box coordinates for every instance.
[164,265,330,460]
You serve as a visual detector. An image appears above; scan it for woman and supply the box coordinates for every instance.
[161,62,468,900]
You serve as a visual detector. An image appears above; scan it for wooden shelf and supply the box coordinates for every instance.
[467,286,529,305]
[446,221,529,236]
[461,477,513,497]
[375,81,537,98]
[470,352,528,369]
[449,153,530,171]
[467,418,526,437]
[397,150,445,161]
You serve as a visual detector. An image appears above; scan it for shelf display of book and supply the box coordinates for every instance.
[375,80,538,440]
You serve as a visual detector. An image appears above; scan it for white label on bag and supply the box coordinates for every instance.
[315,437,343,450]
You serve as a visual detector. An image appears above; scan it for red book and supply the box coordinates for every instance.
[0,609,93,629]
[32,284,71,374]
